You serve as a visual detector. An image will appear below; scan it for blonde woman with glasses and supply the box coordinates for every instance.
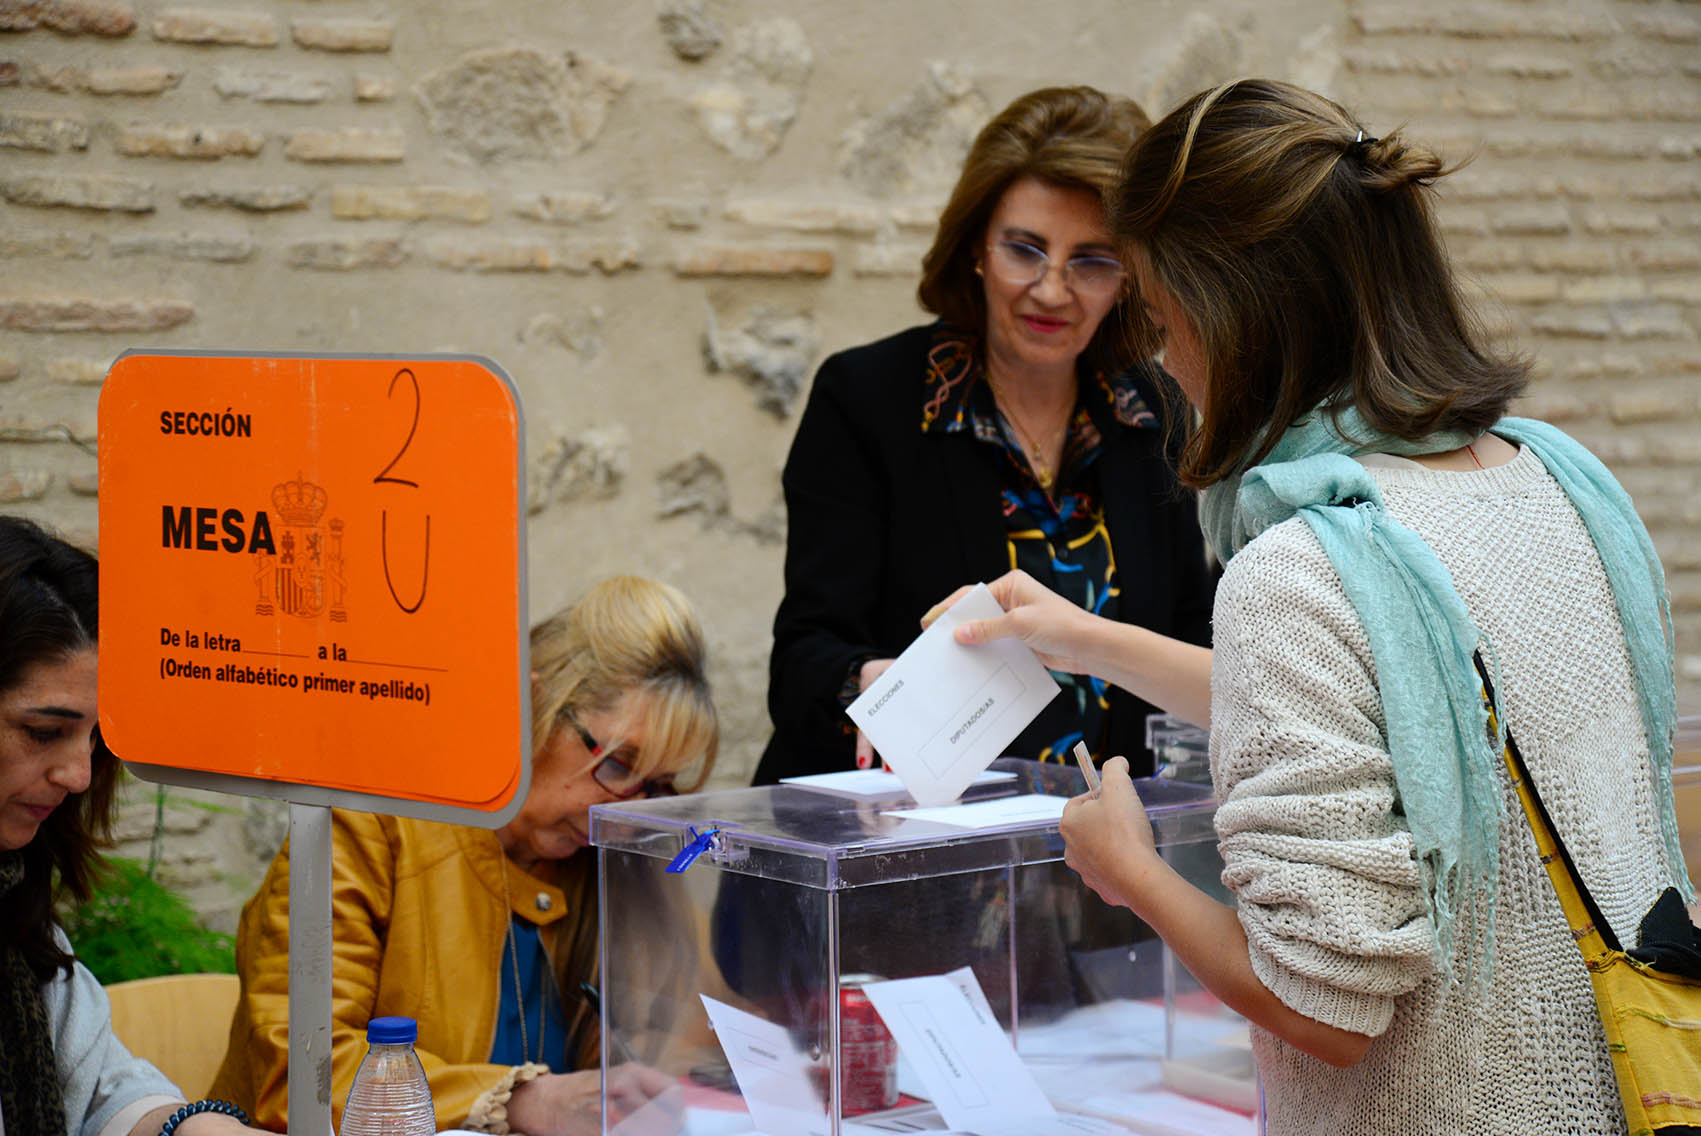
[754,85,1215,787]
[214,576,718,1136]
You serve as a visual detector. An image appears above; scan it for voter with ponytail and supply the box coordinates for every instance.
[936,80,1693,1134]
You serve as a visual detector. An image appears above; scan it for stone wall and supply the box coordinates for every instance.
[2,0,1696,928]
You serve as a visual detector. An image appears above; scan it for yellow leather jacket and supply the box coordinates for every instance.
[209,808,592,1130]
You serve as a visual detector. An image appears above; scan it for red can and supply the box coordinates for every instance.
[838,974,899,1115]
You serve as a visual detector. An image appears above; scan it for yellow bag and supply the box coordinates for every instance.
[1479,656,1701,1135]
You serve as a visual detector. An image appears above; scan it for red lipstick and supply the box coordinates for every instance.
[1021,315,1069,334]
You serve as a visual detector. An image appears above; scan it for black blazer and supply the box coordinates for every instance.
[753,325,1214,784]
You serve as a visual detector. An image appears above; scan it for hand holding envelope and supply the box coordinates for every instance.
[846,583,1060,807]
[923,570,1111,678]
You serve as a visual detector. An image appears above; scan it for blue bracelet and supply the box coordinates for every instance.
[159,1100,249,1136]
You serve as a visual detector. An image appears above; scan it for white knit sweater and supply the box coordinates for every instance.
[1211,445,1677,1135]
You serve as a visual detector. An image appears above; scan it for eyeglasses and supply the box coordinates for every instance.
[562,709,677,799]
[986,238,1126,295]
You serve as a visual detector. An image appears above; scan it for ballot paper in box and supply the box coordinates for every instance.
[590,759,1259,1136]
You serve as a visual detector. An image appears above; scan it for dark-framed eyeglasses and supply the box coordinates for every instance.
[986,237,1126,295]
[563,709,677,799]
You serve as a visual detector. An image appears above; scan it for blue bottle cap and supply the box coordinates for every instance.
[366,1016,417,1044]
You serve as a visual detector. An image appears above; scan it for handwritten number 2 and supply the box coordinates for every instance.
[374,368,421,487]
[376,367,428,613]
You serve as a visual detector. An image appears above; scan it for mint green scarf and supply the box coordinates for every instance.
[1202,409,1691,971]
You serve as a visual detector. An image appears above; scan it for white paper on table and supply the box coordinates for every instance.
[884,794,1068,830]
[699,995,827,1136]
[846,583,1059,807]
[1014,997,1168,1061]
[1048,1117,1143,1135]
[679,1111,754,1136]
[609,1081,687,1136]
[859,971,1055,1134]
[1071,1090,1257,1136]
[840,1118,1124,1136]
[780,768,1017,798]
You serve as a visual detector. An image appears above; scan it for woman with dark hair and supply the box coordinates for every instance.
[755,85,1214,785]
[939,79,1693,1133]
[0,515,266,1136]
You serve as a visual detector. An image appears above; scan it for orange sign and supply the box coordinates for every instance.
[98,353,527,815]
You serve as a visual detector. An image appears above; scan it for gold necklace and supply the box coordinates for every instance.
[501,871,548,1066]
[985,375,1069,492]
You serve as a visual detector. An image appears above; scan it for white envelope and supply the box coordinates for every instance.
[780,768,1017,798]
[846,584,1059,807]
[859,969,1056,1134]
[700,995,828,1136]
[884,793,1068,830]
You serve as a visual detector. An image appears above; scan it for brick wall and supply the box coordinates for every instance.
[1338,2,1701,680]
[2,0,1696,927]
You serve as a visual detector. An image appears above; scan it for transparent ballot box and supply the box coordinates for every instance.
[591,759,1256,1136]
[1145,714,1212,785]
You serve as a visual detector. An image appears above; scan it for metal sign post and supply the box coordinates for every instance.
[288,804,333,1134]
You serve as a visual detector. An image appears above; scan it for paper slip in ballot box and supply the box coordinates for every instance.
[590,759,1258,1136]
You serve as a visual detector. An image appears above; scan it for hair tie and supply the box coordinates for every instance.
[1349,128,1380,158]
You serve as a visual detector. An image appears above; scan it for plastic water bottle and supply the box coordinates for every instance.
[339,1016,436,1136]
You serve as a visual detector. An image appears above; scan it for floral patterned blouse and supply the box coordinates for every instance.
[919,324,1159,764]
